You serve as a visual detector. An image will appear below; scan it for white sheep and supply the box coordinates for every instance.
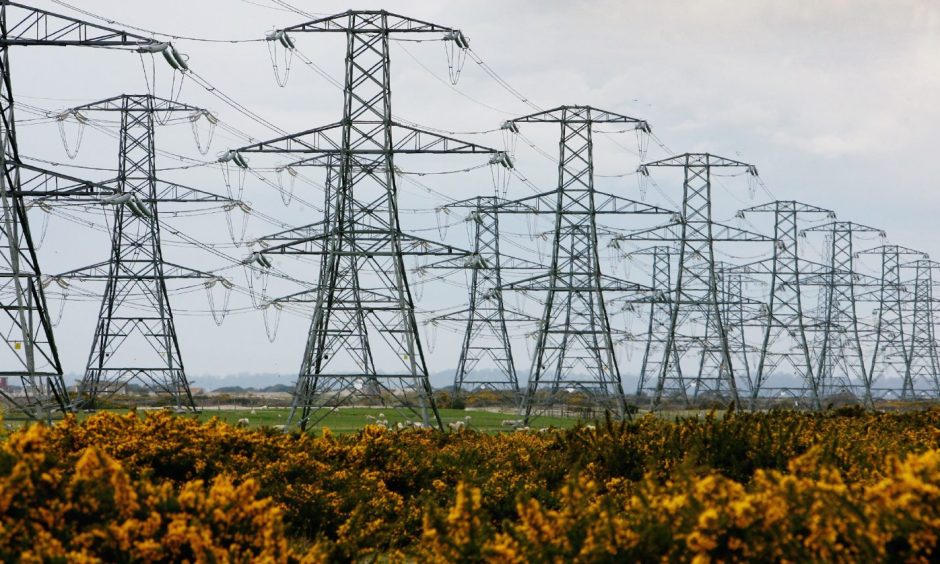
[411,421,427,429]
[447,421,465,431]
[272,424,286,431]
[514,426,531,433]
[236,417,249,428]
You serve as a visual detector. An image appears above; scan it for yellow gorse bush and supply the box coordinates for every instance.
[0,407,937,561]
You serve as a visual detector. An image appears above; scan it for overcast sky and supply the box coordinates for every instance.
[13,0,940,388]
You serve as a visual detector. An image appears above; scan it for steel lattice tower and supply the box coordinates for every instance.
[856,245,927,398]
[497,106,668,422]
[633,245,677,396]
[712,262,763,398]
[680,262,763,404]
[427,196,539,403]
[55,95,234,409]
[236,11,505,430]
[902,258,940,398]
[737,200,835,407]
[0,2,158,417]
[803,221,883,405]
[623,154,770,407]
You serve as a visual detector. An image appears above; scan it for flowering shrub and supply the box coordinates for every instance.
[0,407,937,560]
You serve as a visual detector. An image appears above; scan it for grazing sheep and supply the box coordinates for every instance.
[250,408,257,415]
[236,418,249,428]
[411,421,427,429]
[365,414,376,421]
[272,424,286,431]
[501,419,523,427]
[538,427,550,434]
[514,426,530,433]
[584,424,596,431]
[447,421,465,431]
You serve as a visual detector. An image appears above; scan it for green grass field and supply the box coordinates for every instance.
[0,406,587,434]
[191,406,583,433]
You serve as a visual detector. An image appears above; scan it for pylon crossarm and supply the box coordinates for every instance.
[592,189,674,214]
[801,271,880,287]
[151,180,237,204]
[510,105,648,127]
[856,244,926,258]
[642,153,754,169]
[259,230,471,256]
[12,162,115,199]
[67,95,205,113]
[281,10,458,34]
[266,286,386,306]
[255,221,326,244]
[710,222,774,242]
[738,200,835,216]
[391,124,500,154]
[802,220,884,235]
[503,272,652,293]
[53,260,111,280]
[54,261,219,281]
[236,122,344,154]
[1,1,156,46]
[616,221,684,241]
[428,306,538,323]
[236,122,501,157]
[422,251,542,271]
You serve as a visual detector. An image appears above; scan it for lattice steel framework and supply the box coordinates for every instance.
[498,106,668,422]
[427,196,539,403]
[0,2,156,417]
[803,221,883,405]
[236,11,504,430]
[623,154,770,407]
[856,245,927,398]
[902,258,940,398]
[633,245,678,396]
[712,262,763,398]
[738,200,835,407]
[55,94,233,409]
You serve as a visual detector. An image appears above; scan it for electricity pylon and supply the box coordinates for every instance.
[856,245,927,398]
[736,200,835,408]
[902,258,940,398]
[426,195,540,405]
[631,245,677,396]
[0,2,162,417]
[54,94,235,409]
[802,221,883,405]
[497,106,669,422]
[622,154,771,407]
[710,261,764,398]
[235,11,506,431]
